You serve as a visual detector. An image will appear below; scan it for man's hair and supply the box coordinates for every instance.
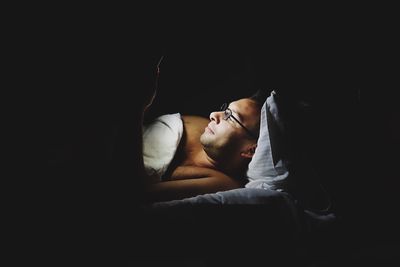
[249,89,270,107]
[243,89,271,140]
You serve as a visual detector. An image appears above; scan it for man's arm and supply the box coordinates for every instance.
[145,166,245,203]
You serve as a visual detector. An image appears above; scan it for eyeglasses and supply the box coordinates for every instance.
[220,103,257,139]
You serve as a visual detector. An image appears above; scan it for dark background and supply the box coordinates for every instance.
[46,51,399,265]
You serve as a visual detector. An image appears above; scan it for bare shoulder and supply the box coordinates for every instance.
[181,115,209,138]
[181,115,209,125]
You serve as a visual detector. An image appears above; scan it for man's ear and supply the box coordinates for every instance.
[241,144,257,159]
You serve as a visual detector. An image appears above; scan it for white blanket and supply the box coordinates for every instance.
[142,113,183,182]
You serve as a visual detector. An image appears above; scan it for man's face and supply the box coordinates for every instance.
[200,98,260,158]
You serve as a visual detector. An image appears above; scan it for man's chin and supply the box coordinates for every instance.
[200,134,213,147]
[199,133,206,145]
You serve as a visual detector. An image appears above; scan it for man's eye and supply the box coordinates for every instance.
[227,116,235,123]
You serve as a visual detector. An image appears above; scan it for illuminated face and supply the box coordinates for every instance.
[200,98,260,159]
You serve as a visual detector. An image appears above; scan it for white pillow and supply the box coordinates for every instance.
[245,90,290,191]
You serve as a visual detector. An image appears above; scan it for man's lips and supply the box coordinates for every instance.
[206,125,215,134]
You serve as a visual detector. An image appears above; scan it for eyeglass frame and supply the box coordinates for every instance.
[220,103,257,139]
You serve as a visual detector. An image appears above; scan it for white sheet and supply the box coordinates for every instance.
[142,113,183,182]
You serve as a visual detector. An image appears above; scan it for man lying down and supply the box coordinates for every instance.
[139,89,310,261]
[143,89,291,205]
[139,87,336,265]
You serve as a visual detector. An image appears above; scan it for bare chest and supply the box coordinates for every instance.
[162,115,210,178]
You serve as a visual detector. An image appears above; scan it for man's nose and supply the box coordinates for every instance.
[209,111,222,123]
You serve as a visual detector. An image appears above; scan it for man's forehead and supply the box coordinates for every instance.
[229,98,258,110]
[229,99,259,119]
